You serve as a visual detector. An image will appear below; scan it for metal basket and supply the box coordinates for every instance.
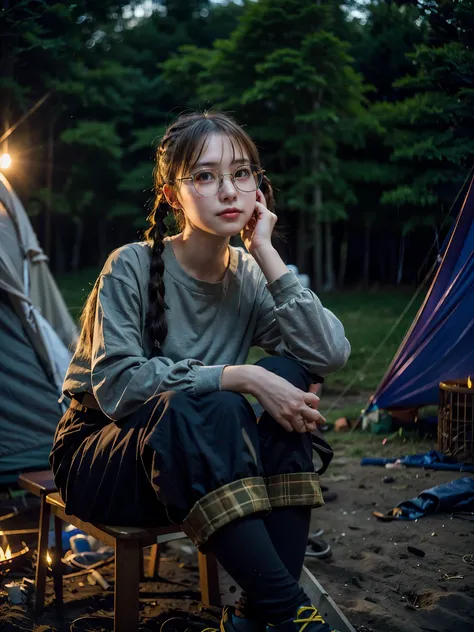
[438,379,474,463]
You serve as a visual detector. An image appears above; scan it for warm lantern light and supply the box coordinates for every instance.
[46,552,52,566]
[0,153,11,169]
[468,376,472,389]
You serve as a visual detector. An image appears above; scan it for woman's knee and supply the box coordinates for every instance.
[173,390,250,413]
[254,355,313,389]
[209,390,250,410]
[167,389,256,431]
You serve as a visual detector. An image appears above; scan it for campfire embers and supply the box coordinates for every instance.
[0,542,30,572]
[439,378,474,463]
[0,530,30,573]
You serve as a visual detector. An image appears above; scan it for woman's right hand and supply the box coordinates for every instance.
[251,367,325,433]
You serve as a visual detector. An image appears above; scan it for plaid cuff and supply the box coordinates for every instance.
[265,473,324,508]
[181,477,271,547]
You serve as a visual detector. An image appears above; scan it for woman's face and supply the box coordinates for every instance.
[172,133,258,237]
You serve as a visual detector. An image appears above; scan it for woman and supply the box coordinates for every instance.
[50,111,350,632]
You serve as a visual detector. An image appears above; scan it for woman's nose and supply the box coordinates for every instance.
[219,175,237,199]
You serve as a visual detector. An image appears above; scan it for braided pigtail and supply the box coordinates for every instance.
[144,192,169,348]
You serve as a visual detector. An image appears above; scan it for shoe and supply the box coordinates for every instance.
[304,539,332,560]
[219,606,266,632]
[266,603,337,632]
[160,606,265,632]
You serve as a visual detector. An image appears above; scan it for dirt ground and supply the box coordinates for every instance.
[1,446,473,632]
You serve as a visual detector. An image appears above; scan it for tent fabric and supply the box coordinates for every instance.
[0,173,78,475]
[0,292,66,472]
[371,176,474,410]
[0,174,77,347]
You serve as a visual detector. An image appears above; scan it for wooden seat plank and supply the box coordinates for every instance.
[46,492,183,545]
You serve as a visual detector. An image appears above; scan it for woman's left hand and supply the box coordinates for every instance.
[241,189,278,254]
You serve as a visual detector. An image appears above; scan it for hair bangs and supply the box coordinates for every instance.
[173,115,260,182]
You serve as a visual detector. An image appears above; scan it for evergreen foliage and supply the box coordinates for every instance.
[1,0,472,285]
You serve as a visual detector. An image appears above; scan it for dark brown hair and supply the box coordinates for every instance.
[78,111,275,357]
[144,110,275,349]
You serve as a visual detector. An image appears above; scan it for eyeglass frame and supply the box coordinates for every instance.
[169,164,266,197]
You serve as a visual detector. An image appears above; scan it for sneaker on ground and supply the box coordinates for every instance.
[160,606,265,632]
[267,603,338,632]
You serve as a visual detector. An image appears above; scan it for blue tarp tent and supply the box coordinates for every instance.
[369,176,474,411]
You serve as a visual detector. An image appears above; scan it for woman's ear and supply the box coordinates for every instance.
[163,183,181,209]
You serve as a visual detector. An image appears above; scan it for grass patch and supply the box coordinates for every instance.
[324,403,367,426]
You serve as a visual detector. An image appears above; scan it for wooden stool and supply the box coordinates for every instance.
[19,472,221,631]
[18,470,57,615]
[45,492,220,632]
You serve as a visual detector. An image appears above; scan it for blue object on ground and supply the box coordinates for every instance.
[394,477,474,520]
[360,449,474,472]
[70,533,91,554]
[48,526,87,550]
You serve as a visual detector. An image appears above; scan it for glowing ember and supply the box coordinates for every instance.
[0,545,12,561]
[468,376,472,389]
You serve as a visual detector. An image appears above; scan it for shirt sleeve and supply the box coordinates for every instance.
[91,272,226,420]
[251,271,351,377]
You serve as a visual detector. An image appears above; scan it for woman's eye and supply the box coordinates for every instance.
[194,170,216,183]
[235,167,251,179]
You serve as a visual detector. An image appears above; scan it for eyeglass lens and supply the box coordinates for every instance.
[192,165,263,196]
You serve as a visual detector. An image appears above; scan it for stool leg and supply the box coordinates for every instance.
[198,551,221,607]
[146,544,160,579]
[115,539,140,632]
[34,496,51,614]
[53,515,64,611]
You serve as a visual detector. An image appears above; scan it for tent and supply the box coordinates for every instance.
[0,173,78,477]
[368,175,474,411]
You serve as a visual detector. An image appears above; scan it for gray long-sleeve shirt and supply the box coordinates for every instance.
[63,239,350,420]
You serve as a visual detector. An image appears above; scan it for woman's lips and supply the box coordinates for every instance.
[218,211,241,219]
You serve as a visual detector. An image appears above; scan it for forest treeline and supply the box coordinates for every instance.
[2,0,473,289]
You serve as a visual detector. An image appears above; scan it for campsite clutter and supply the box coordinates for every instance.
[361,450,474,473]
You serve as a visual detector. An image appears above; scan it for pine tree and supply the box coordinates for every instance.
[380,0,474,221]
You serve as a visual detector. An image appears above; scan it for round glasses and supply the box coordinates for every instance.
[174,164,265,197]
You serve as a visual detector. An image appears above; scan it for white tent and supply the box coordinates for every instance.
[0,173,78,477]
